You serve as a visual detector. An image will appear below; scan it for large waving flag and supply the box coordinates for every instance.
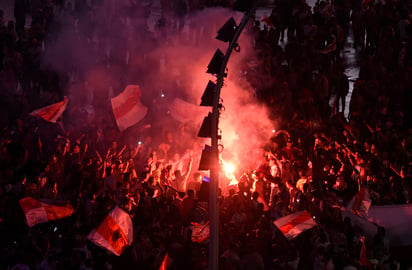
[111,85,148,131]
[29,97,68,123]
[19,197,74,227]
[274,211,317,240]
[88,206,133,256]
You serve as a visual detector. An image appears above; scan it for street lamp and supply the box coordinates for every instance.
[197,3,260,270]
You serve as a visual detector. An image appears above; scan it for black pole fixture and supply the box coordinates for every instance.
[200,81,216,107]
[216,17,238,43]
[198,112,213,138]
[198,145,212,171]
[206,49,225,75]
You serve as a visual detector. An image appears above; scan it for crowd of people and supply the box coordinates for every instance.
[0,0,412,269]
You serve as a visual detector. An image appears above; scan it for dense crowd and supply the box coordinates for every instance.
[0,0,412,269]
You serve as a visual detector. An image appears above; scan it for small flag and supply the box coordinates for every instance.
[349,187,372,217]
[273,211,317,240]
[111,85,148,132]
[19,197,74,227]
[29,97,68,123]
[359,236,371,267]
[88,206,133,256]
[191,221,210,243]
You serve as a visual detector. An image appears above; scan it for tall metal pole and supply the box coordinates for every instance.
[209,4,259,270]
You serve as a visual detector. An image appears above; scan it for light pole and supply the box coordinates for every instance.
[207,3,260,270]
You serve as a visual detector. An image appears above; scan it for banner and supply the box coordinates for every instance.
[88,206,133,256]
[111,85,148,131]
[342,204,412,246]
[368,204,412,246]
[29,97,68,123]
[19,197,74,227]
[274,211,317,240]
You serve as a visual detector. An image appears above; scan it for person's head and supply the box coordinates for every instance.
[269,158,276,167]
[156,161,163,170]
[303,183,309,193]
[174,170,181,178]
[187,189,194,198]
[7,20,14,31]
[105,166,112,176]
[173,152,180,162]
[111,140,118,150]
[252,191,259,200]
[193,172,203,182]
[280,151,289,161]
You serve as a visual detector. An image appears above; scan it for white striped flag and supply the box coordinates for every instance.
[191,221,210,243]
[29,97,68,123]
[19,197,74,227]
[273,211,317,240]
[111,85,148,132]
[88,206,133,256]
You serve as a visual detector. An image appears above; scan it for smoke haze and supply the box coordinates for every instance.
[42,1,274,172]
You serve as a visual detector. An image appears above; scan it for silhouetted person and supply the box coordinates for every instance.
[14,0,29,41]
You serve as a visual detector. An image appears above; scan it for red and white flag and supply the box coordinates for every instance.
[349,187,371,217]
[19,197,74,227]
[88,206,133,256]
[111,85,148,132]
[273,211,317,240]
[29,97,68,123]
[191,221,210,243]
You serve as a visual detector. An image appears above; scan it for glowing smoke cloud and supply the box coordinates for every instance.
[42,1,274,172]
